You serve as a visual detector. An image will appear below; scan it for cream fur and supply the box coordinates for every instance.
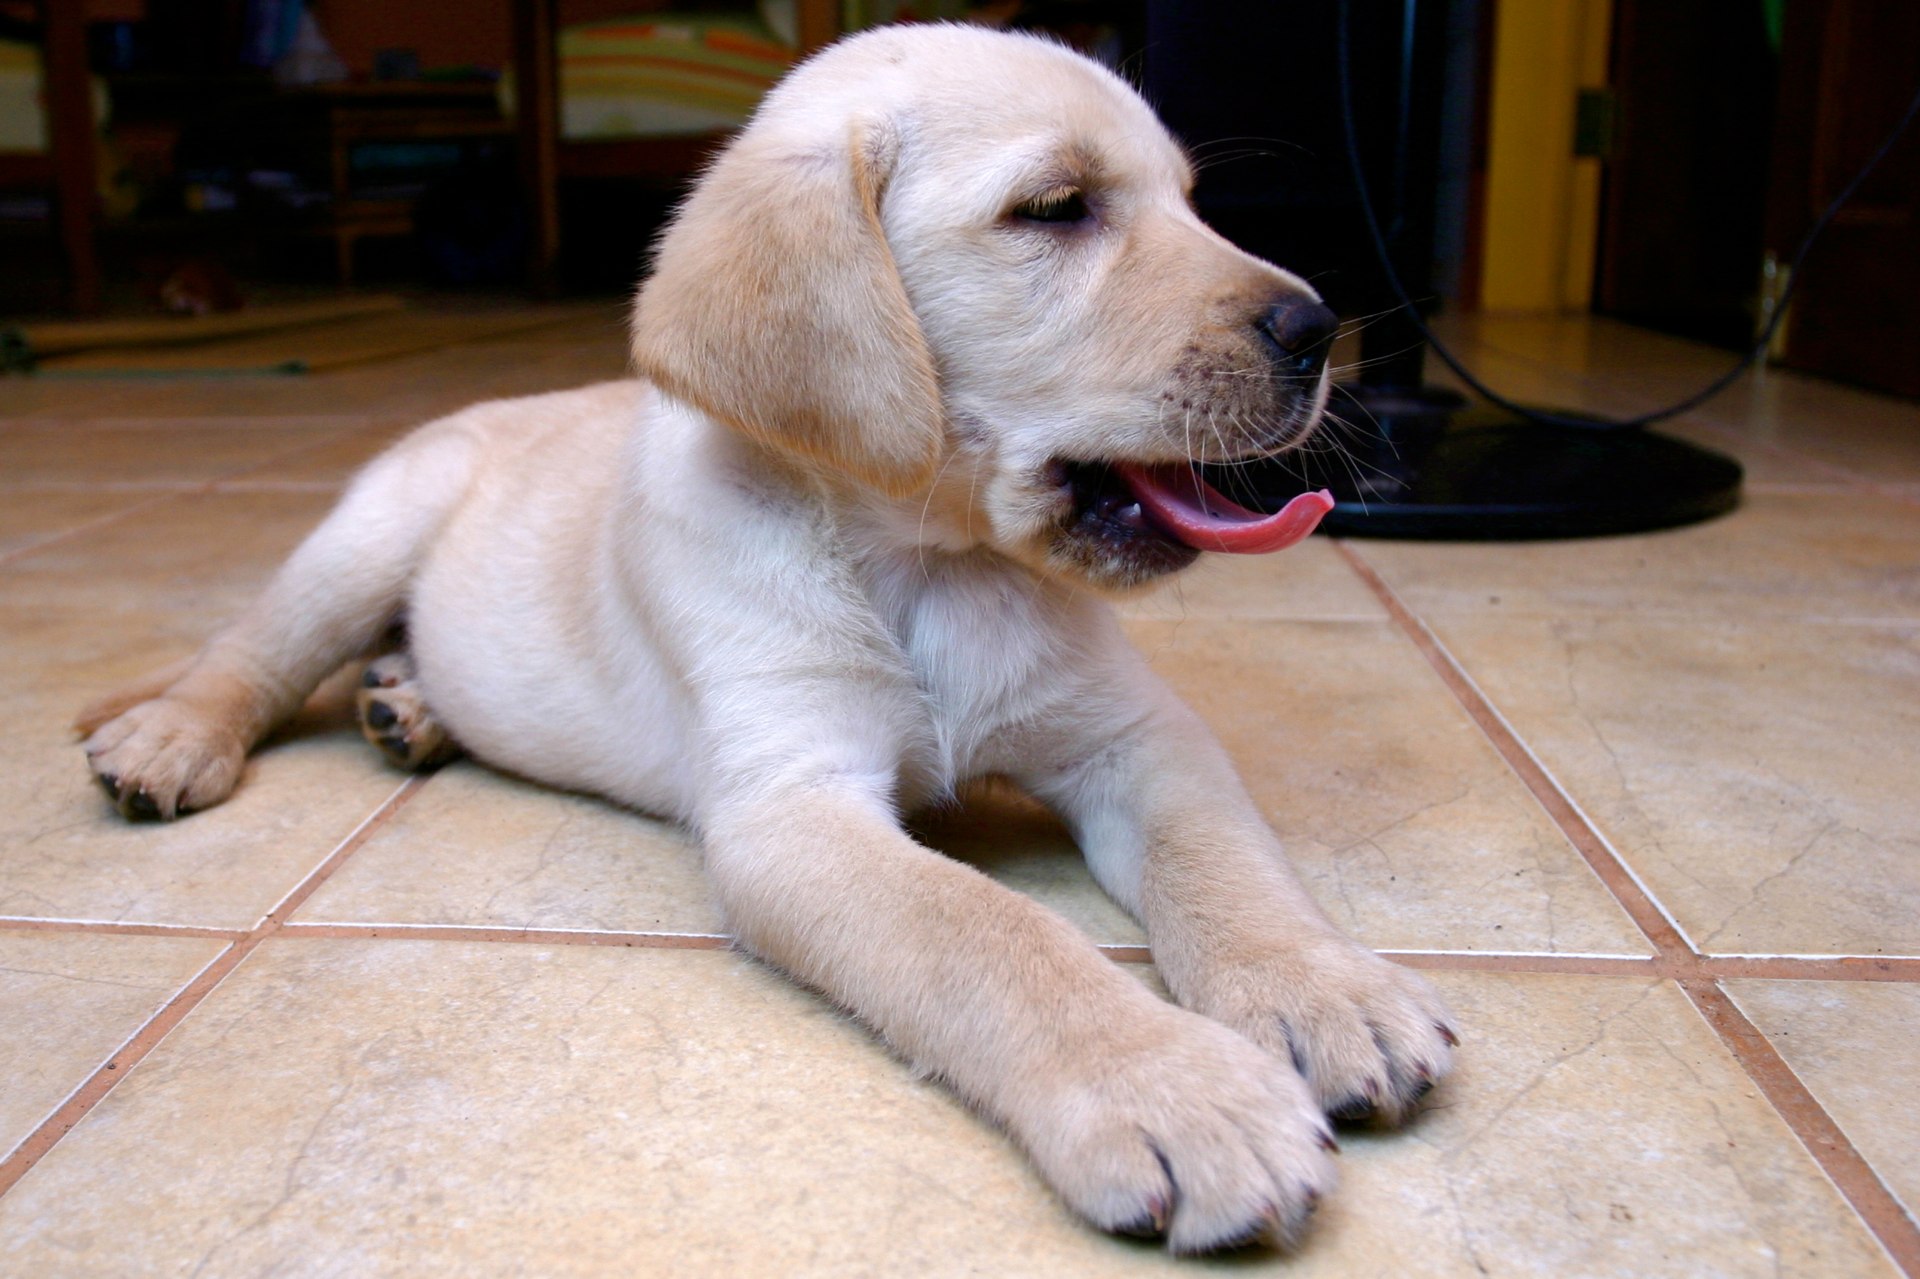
[80,26,1455,1255]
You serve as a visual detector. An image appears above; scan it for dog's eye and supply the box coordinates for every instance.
[1013,189,1090,225]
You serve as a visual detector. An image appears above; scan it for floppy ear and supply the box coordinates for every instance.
[630,118,944,495]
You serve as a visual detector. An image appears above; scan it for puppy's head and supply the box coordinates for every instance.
[632,25,1336,591]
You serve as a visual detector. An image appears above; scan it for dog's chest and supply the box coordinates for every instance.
[875,561,1095,787]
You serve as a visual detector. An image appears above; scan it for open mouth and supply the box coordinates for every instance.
[1052,459,1334,569]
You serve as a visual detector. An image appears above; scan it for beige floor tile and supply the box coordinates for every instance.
[1689,378,1920,486]
[0,382,218,419]
[1723,979,1920,1224]
[0,421,366,488]
[0,707,407,930]
[1358,489,1920,623]
[295,762,722,936]
[0,376,433,422]
[0,603,407,929]
[1118,539,1386,621]
[0,413,483,935]
[0,490,158,561]
[1127,618,1650,955]
[4,489,336,617]
[912,783,1144,944]
[223,421,414,488]
[1424,614,1920,955]
[298,763,1146,947]
[0,949,1888,1277]
[1306,972,1893,1278]
[0,930,224,1161]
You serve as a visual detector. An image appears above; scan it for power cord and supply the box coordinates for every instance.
[1333,0,1920,430]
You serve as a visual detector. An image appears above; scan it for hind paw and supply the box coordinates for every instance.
[357,653,458,771]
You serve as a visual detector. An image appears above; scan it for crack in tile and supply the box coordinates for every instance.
[0,964,172,992]
[187,1050,364,1279]
[1699,820,1845,953]
[1443,980,1665,1162]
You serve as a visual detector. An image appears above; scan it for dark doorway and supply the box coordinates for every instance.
[1595,0,1780,350]
[1764,0,1920,398]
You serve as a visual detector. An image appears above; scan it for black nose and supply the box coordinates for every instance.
[1255,299,1339,381]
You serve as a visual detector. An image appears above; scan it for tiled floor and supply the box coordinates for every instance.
[1,307,1915,1276]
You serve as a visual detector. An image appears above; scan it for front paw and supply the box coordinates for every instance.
[83,696,246,820]
[1017,1005,1337,1254]
[1182,939,1459,1127]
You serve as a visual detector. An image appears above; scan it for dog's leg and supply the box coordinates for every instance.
[82,430,478,818]
[701,778,1337,1253]
[1029,686,1459,1127]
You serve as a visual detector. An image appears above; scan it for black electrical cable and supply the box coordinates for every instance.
[1333,0,1920,431]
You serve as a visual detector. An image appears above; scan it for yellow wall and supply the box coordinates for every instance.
[1480,0,1613,312]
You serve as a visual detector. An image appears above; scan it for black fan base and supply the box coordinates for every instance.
[1226,385,1746,541]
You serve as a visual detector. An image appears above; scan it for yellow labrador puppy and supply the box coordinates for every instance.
[80,25,1455,1253]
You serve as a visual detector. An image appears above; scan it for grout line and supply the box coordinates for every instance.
[1386,952,1658,976]
[206,481,346,493]
[1335,536,1920,1274]
[0,918,246,941]
[207,418,401,489]
[1681,980,1920,1272]
[0,942,235,1174]
[1333,542,1696,953]
[0,482,205,491]
[0,491,188,571]
[9,913,1920,983]
[1679,417,1920,509]
[0,416,374,430]
[249,776,432,931]
[275,922,732,950]
[0,414,388,574]
[0,775,428,1202]
[1706,955,1920,982]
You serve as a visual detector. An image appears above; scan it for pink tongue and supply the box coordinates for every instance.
[1113,463,1334,554]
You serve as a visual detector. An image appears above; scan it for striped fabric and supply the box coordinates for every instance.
[555,16,794,137]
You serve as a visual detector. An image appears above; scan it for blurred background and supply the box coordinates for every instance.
[0,0,1914,400]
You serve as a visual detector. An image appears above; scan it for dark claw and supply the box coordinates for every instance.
[123,789,162,821]
[1409,1077,1434,1103]
[1317,1128,1340,1153]
[1114,1201,1167,1239]
[1201,1214,1272,1253]
[96,771,121,800]
[362,665,385,688]
[1328,1093,1376,1123]
[364,699,398,730]
[1437,1023,1460,1048]
[378,734,410,759]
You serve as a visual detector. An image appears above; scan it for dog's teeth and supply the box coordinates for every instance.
[1116,502,1145,528]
